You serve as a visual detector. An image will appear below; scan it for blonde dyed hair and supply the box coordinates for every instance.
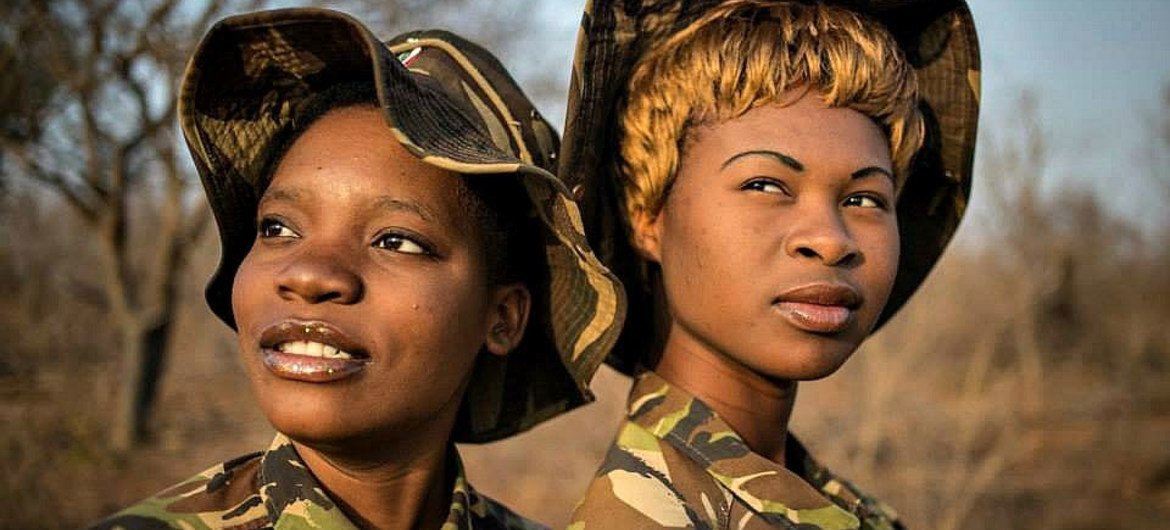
[620,0,924,218]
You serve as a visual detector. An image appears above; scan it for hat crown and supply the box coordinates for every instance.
[386,31,561,175]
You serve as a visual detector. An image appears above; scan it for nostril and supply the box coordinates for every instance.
[791,240,858,267]
[275,263,363,305]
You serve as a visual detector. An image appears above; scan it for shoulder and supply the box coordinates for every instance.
[86,452,268,530]
[569,421,722,530]
[820,475,906,530]
[793,438,904,530]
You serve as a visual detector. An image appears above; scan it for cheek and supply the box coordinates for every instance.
[378,268,490,360]
[231,252,266,329]
[658,196,755,310]
[378,282,488,411]
[859,221,901,302]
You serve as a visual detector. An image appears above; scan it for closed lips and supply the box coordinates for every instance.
[772,283,861,334]
[773,283,861,308]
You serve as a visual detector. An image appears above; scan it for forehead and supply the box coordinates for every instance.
[686,95,891,170]
[267,106,466,211]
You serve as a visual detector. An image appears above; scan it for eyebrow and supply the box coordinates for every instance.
[259,188,436,223]
[375,196,436,223]
[851,166,896,184]
[258,187,301,207]
[722,150,895,185]
[721,150,804,172]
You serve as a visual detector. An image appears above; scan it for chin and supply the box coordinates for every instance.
[257,388,458,456]
[258,395,362,443]
[741,337,859,382]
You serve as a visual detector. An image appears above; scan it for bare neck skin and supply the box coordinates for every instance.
[294,442,447,530]
[290,399,465,530]
[655,326,798,465]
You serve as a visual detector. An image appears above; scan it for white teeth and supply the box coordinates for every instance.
[277,341,353,359]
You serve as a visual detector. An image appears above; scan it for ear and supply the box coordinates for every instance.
[630,208,664,263]
[483,283,531,357]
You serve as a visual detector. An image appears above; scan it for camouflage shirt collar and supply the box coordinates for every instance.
[627,372,897,529]
[257,433,483,529]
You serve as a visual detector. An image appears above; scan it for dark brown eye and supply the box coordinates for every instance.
[741,178,788,195]
[842,194,887,209]
[372,232,431,256]
[259,218,298,238]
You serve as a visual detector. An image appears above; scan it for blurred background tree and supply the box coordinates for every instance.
[0,0,254,452]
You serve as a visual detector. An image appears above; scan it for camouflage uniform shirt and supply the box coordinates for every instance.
[570,372,903,530]
[91,434,547,530]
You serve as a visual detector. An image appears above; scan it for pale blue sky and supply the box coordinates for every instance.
[969,0,1169,231]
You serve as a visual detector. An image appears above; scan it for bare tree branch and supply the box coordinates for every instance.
[0,138,100,221]
[132,0,180,57]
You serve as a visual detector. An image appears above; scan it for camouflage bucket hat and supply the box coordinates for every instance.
[178,8,626,442]
[560,0,981,374]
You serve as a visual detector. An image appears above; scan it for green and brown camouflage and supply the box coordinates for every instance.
[89,434,548,530]
[569,372,904,530]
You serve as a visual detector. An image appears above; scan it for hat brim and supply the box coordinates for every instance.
[560,0,980,374]
[179,9,626,442]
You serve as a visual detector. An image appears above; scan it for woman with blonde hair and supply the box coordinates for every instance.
[561,1,980,528]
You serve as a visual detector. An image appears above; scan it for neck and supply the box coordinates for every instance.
[292,425,456,530]
[655,324,798,464]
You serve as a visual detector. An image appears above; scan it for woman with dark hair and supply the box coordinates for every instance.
[91,9,625,529]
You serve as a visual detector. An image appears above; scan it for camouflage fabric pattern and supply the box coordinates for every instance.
[89,434,548,530]
[558,0,981,374]
[570,373,903,530]
[179,9,626,443]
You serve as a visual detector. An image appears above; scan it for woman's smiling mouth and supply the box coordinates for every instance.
[259,321,370,383]
[276,340,356,359]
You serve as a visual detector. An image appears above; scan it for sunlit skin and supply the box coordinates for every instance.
[631,91,899,464]
[231,106,530,530]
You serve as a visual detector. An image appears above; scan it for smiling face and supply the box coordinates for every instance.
[231,106,528,451]
[633,92,899,381]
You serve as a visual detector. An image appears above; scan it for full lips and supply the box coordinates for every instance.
[257,321,371,383]
[773,301,856,334]
[261,348,369,383]
[771,282,862,334]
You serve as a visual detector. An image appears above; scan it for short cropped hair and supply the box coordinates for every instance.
[619,0,924,219]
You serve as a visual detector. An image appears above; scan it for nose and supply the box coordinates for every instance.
[784,204,860,267]
[274,249,364,305]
